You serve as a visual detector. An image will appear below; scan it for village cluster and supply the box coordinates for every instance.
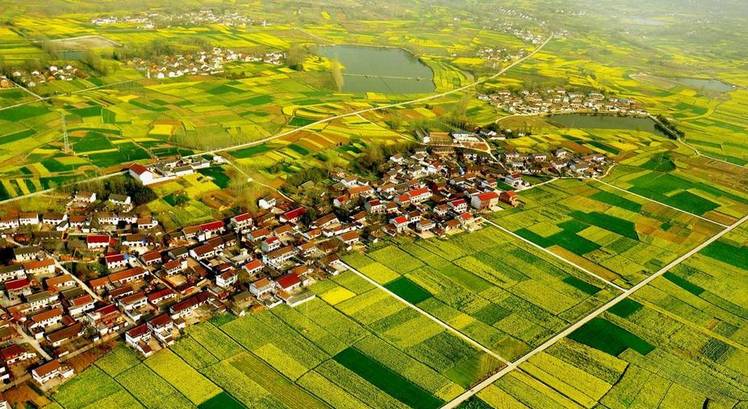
[129,47,285,79]
[0,65,83,89]
[91,9,269,29]
[127,155,226,186]
[478,88,647,115]
[475,46,528,65]
[0,145,610,390]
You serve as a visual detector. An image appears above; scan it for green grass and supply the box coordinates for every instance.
[333,347,444,409]
[570,211,639,240]
[0,128,35,145]
[197,167,231,188]
[590,190,642,213]
[639,152,676,172]
[516,227,601,255]
[628,173,724,215]
[289,117,317,127]
[0,104,50,121]
[562,276,601,295]
[568,317,655,356]
[663,272,705,296]
[198,391,245,409]
[229,145,271,158]
[74,131,114,152]
[608,299,643,318]
[88,143,150,167]
[384,276,432,304]
[701,241,748,270]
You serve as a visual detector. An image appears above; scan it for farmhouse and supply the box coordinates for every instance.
[170,292,212,319]
[471,191,500,209]
[31,359,74,385]
[129,164,155,185]
[249,277,275,297]
[86,235,110,250]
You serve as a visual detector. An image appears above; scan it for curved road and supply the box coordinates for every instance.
[185,34,554,158]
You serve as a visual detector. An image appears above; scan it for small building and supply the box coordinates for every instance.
[129,164,155,185]
[86,235,110,250]
[32,359,74,385]
[471,191,500,209]
[500,191,519,207]
[249,278,275,297]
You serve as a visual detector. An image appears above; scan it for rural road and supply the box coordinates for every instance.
[441,213,748,408]
[184,34,554,159]
[342,261,512,365]
[0,35,552,205]
[589,178,730,227]
[481,218,626,292]
[0,79,138,112]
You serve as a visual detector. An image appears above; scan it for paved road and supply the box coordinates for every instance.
[481,218,626,292]
[13,323,52,361]
[342,261,511,365]
[183,34,554,159]
[0,80,137,112]
[0,36,552,206]
[441,213,747,408]
[590,178,729,227]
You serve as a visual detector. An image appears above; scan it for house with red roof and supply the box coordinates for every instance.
[243,259,264,276]
[129,163,155,185]
[5,277,31,297]
[408,187,432,204]
[276,273,302,292]
[22,258,55,276]
[391,215,410,233]
[500,191,520,207]
[105,253,127,270]
[471,191,500,209]
[148,288,177,305]
[230,213,253,232]
[32,359,74,385]
[170,292,212,319]
[280,207,306,224]
[86,234,110,250]
[0,344,36,366]
[448,198,468,214]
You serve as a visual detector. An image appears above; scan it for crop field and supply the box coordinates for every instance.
[49,281,503,409]
[344,225,618,361]
[471,286,748,409]
[488,178,725,288]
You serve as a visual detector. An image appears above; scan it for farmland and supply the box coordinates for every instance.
[47,284,504,409]
[344,226,619,361]
[1,0,747,408]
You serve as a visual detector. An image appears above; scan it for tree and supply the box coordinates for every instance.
[330,59,344,91]
[287,44,309,71]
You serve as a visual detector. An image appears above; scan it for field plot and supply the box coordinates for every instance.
[632,223,748,350]
[489,178,723,288]
[49,288,502,409]
[471,293,748,409]
[605,151,748,223]
[344,225,618,361]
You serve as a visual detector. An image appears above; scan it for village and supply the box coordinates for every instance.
[128,47,285,79]
[479,88,648,116]
[91,9,269,29]
[0,145,611,393]
[0,65,84,89]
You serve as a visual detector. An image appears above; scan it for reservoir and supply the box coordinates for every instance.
[318,45,435,94]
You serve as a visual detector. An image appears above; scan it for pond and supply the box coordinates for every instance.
[673,78,735,93]
[548,114,669,137]
[317,45,435,94]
